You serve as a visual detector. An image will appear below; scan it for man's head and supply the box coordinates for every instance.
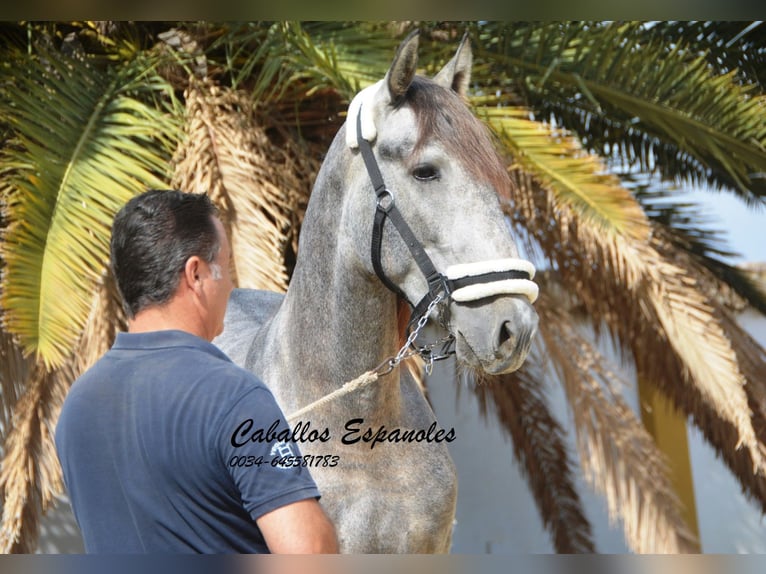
[110,189,233,338]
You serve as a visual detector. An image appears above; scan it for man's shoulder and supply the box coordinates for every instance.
[68,337,270,406]
[155,342,270,400]
[198,353,270,393]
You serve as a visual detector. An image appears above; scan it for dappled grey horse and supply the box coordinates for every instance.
[215,30,539,553]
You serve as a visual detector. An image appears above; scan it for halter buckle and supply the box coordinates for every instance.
[376,189,395,212]
[426,271,451,300]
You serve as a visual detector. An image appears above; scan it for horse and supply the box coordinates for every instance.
[214,30,539,553]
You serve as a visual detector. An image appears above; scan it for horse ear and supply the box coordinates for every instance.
[433,32,472,96]
[386,29,420,102]
[345,29,420,149]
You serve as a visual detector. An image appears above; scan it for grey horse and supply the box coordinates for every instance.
[214,30,539,553]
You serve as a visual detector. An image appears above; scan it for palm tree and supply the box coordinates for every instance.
[1,20,764,553]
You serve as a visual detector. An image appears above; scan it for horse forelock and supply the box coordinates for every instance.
[405,77,510,197]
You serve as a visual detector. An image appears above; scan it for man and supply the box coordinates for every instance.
[55,189,338,553]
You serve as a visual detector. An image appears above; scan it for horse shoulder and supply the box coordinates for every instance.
[214,288,284,366]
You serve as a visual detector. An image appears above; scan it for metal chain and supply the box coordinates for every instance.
[418,334,456,375]
[289,294,453,420]
[374,293,454,376]
[396,293,442,361]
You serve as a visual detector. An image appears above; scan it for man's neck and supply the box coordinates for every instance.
[128,303,207,340]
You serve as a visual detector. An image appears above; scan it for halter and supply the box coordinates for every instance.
[355,108,538,362]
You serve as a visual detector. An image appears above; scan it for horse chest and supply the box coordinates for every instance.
[295,379,458,553]
[312,437,457,553]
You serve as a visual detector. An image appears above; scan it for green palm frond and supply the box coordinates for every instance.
[209,21,405,103]
[0,44,182,368]
[632,181,735,257]
[632,183,766,313]
[646,21,766,86]
[205,22,285,98]
[281,22,398,94]
[271,21,362,101]
[1,20,764,554]
[476,21,766,204]
[479,100,650,241]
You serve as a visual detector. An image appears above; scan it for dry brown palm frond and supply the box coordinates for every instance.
[655,359,766,515]
[647,228,766,512]
[534,293,699,553]
[650,227,766,429]
[570,225,766,519]
[640,247,762,468]
[171,79,319,293]
[72,269,127,376]
[157,27,208,83]
[0,329,31,546]
[474,358,596,553]
[608,233,766,478]
[250,115,322,270]
[0,361,68,553]
[0,269,126,553]
[721,312,766,445]
[0,331,31,443]
[632,309,766,516]
[508,167,766,480]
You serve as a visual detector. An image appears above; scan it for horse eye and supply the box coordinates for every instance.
[412,164,438,181]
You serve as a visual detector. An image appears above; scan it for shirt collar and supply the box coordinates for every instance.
[112,330,232,363]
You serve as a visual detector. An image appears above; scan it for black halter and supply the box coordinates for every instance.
[355,109,532,332]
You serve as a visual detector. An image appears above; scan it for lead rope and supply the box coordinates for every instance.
[286,294,444,423]
[286,371,380,423]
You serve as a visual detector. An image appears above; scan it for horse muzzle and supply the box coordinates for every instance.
[449,293,539,375]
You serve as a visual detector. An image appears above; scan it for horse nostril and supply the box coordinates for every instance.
[498,320,536,355]
[498,321,514,349]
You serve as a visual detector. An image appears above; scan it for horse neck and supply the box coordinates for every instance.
[273,149,403,412]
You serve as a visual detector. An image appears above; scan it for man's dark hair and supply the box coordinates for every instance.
[110,189,220,319]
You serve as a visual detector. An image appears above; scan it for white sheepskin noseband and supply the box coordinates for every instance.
[445,258,538,304]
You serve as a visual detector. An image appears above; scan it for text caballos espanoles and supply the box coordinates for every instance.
[231,419,456,450]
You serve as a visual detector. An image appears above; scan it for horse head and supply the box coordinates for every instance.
[343,30,539,376]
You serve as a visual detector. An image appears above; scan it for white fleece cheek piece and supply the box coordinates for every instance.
[445,258,539,304]
[346,80,384,149]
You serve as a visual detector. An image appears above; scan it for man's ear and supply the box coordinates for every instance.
[183,256,203,293]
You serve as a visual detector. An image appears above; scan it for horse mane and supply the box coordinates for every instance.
[404,76,510,198]
[397,298,411,349]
